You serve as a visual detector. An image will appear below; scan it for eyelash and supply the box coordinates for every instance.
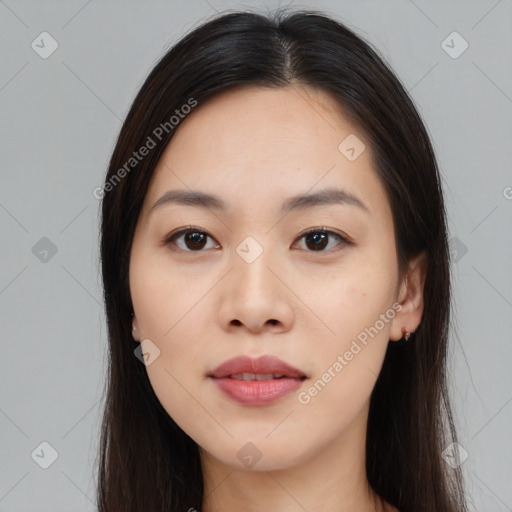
[164,226,353,254]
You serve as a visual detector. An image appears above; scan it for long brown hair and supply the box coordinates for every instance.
[96,8,467,511]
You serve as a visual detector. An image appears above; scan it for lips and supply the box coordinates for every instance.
[208,355,308,406]
[208,355,307,380]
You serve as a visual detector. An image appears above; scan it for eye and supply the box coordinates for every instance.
[164,226,219,252]
[164,226,352,253]
[293,228,352,253]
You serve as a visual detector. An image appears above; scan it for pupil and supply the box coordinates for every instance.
[307,232,327,251]
[186,232,206,250]
[183,231,330,251]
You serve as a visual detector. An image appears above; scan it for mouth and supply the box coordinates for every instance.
[208,354,308,380]
[208,355,308,406]
[226,372,308,381]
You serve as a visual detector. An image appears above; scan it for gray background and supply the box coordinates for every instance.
[1,0,511,510]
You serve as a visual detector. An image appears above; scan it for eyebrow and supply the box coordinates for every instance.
[150,187,369,215]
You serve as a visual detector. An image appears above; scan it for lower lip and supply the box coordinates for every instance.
[210,376,305,405]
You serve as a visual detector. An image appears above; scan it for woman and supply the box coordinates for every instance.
[96,8,468,512]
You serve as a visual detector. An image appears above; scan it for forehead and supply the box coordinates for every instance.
[143,85,390,221]
[166,84,353,162]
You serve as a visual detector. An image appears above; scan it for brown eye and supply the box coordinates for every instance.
[165,228,219,252]
[165,226,351,254]
[295,228,351,252]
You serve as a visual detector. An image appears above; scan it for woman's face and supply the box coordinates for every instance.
[129,85,418,471]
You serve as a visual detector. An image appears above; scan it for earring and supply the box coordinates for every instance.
[401,327,411,341]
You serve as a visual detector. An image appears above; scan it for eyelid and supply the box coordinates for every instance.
[295,226,353,243]
[164,225,220,249]
[292,227,353,252]
[164,226,353,252]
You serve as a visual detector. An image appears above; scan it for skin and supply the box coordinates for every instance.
[129,84,426,512]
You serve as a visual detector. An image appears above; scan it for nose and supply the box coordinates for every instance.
[217,249,296,334]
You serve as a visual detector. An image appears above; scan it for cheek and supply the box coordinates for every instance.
[296,250,397,403]
[131,267,210,385]
[144,350,209,439]
[129,245,212,380]
[130,245,209,339]
[302,260,396,344]
[293,271,394,434]
[131,262,211,435]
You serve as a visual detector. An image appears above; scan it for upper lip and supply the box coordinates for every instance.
[209,355,307,379]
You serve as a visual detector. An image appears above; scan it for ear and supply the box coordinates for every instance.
[389,251,428,341]
[132,315,141,342]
